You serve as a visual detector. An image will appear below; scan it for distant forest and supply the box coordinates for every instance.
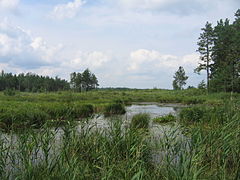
[0,68,98,92]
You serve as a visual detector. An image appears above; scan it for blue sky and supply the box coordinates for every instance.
[0,0,239,88]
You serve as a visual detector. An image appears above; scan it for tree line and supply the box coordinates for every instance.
[0,69,99,92]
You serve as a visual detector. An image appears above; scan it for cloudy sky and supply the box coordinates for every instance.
[0,0,239,88]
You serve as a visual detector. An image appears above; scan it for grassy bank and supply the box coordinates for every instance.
[0,88,240,128]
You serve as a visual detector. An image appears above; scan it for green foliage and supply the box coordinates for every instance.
[104,102,126,116]
[0,93,239,179]
[0,119,154,179]
[71,104,94,118]
[70,68,99,92]
[173,66,188,90]
[195,21,214,91]
[196,9,240,93]
[0,107,49,129]
[179,106,206,123]
[130,113,150,129]
[198,80,207,89]
[179,102,236,124]
[0,89,238,129]
[0,71,69,92]
[3,88,16,96]
[153,114,175,123]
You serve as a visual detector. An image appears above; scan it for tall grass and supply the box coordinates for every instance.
[0,89,239,179]
[0,118,156,179]
[130,113,150,129]
[0,104,239,179]
[104,102,126,116]
[170,101,240,179]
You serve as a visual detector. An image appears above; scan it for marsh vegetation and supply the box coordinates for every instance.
[0,89,239,179]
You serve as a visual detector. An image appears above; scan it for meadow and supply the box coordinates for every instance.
[0,89,239,179]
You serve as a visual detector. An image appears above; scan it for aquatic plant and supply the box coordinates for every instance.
[71,104,94,118]
[179,106,206,123]
[130,113,150,129]
[104,102,126,116]
[153,114,175,123]
[0,118,154,179]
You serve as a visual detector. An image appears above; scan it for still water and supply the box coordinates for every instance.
[0,104,187,175]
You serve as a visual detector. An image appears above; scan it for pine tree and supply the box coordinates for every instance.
[172,66,188,90]
[195,22,214,92]
[70,69,99,92]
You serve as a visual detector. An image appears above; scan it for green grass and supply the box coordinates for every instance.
[0,119,155,179]
[0,88,239,179]
[0,88,239,128]
[104,102,126,116]
[130,113,150,129]
[153,114,176,123]
[0,104,239,179]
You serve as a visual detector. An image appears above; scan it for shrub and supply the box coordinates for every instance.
[130,113,150,129]
[3,88,16,96]
[153,114,175,123]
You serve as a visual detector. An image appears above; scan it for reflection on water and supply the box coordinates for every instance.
[88,104,180,129]
[127,104,177,118]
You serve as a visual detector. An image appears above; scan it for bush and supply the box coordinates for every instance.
[153,114,175,123]
[104,102,126,116]
[3,88,16,96]
[130,113,150,129]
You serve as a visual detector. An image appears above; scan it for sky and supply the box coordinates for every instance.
[0,0,239,89]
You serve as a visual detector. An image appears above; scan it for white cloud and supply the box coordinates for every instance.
[0,20,62,68]
[118,0,175,10]
[0,20,111,81]
[105,0,210,14]
[51,0,85,19]
[128,49,199,71]
[0,0,19,10]
[30,37,63,63]
[111,0,237,15]
[62,51,110,70]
